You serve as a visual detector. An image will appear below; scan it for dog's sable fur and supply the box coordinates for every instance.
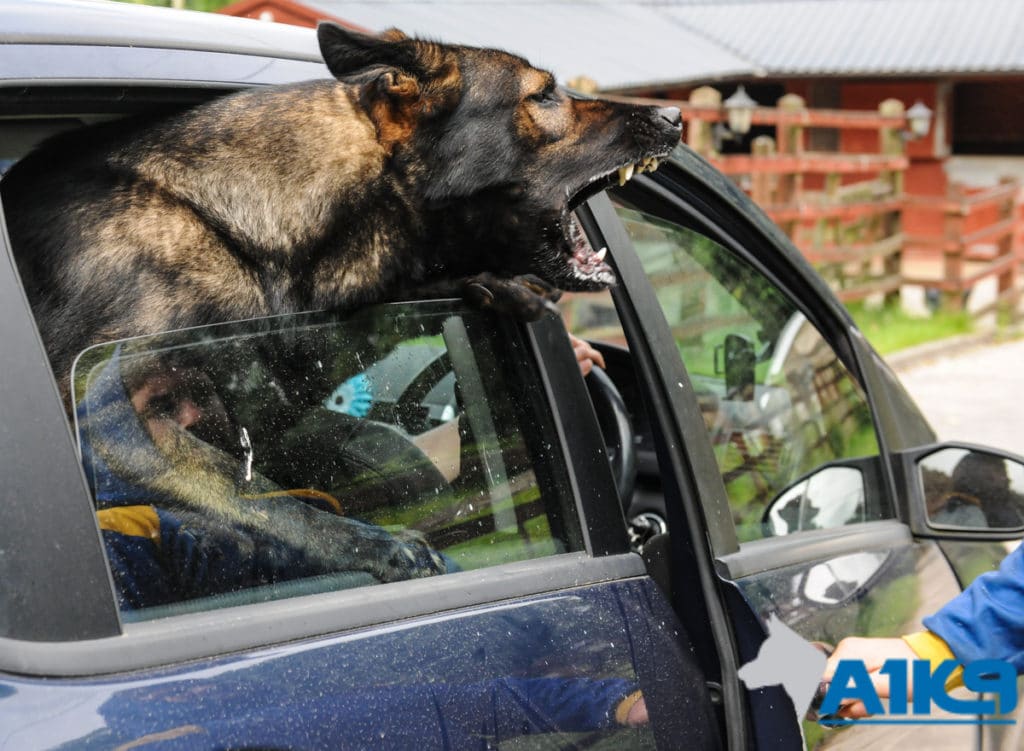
[1,26,682,591]
[2,24,682,399]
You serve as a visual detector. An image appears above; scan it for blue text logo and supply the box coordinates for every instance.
[820,659,1018,726]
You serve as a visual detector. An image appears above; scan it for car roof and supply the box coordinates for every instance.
[1,0,320,62]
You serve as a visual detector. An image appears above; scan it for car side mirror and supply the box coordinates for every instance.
[919,446,1024,532]
[714,333,755,401]
[895,442,1024,539]
[762,463,868,537]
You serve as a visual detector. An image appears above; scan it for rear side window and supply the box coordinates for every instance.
[73,301,583,619]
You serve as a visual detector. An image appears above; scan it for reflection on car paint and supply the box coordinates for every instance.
[0,580,714,750]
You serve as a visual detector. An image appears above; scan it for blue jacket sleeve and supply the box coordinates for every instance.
[924,543,1024,673]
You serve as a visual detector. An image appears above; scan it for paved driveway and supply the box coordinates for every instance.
[892,336,1024,458]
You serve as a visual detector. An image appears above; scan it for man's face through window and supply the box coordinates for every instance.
[126,364,235,451]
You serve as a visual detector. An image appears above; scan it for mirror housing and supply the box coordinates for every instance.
[895,442,1024,540]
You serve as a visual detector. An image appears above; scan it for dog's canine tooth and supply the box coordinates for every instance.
[618,164,634,186]
[650,158,660,171]
[595,246,608,261]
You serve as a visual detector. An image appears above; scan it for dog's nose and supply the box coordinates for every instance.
[657,106,682,129]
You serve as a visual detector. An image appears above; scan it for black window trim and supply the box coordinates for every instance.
[581,192,750,751]
[0,200,121,644]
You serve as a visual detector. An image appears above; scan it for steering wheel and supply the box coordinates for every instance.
[586,367,638,507]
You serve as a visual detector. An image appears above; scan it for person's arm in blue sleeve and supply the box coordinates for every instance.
[922,542,1024,673]
[823,543,1024,718]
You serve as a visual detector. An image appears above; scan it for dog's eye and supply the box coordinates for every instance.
[529,88,560,106]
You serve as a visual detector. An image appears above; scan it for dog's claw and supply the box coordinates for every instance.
[460,273,564,321]
[465,282,495,306]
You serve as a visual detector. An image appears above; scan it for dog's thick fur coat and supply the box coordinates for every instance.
[1,25,682,592]
[2,24,681,399]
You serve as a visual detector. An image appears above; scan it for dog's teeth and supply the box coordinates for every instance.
[595,246,608,261]
[650,158,660,171]
[618,164,634,185]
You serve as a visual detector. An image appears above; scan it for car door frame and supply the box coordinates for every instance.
[578,147,969,746]
[589,153,914,558]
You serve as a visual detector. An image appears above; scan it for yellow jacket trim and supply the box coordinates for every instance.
[96,505,161,543]
[902,630,964,690]
[614,690,645,726]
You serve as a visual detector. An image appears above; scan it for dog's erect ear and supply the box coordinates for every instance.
[317,23,421,80]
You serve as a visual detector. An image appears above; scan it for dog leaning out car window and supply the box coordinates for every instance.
[72,301,583,618]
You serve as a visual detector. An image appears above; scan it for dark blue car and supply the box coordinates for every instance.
[1,2,1023,749]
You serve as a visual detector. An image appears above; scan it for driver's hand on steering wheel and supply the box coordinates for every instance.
[569,334,605,377]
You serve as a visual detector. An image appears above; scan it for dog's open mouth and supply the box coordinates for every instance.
[565,212,614,286]
[560,155,665,288]
[567,156,662,213]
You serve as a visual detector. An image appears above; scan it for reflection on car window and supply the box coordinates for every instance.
[72,301,582,619]
[606,202,885,542]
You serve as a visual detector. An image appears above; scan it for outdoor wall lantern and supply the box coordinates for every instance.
[712,85,759,150]
[905,100,933,139]
[723,84,758,136]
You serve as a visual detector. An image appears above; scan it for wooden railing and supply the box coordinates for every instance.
[904,179,1021,314]
[612,89,1024,320]
[688,90,909,306]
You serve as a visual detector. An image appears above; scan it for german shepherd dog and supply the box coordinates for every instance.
[1,24,682,591]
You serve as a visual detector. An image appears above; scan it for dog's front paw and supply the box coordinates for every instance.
[379,529,449,582]
[463,273,563,321]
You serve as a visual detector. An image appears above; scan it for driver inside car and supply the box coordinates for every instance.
[78,348,453,611]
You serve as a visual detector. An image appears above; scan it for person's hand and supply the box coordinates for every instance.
[821,637,918,718]
[624,696,648,727]
[568,333,605,377]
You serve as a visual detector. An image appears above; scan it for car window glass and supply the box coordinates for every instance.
[567,202,886,542]
[72,301,583,620]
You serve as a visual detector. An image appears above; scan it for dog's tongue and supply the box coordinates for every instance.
[567,213,614,284]
[574,243,611,277]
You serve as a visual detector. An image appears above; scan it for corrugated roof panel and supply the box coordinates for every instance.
[303,1,757,89]
[296,0,1024,86]
[674,0,1024,75]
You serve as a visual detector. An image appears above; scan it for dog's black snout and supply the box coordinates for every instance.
[657,106,683,130]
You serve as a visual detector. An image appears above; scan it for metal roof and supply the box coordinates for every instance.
[672,0,1024,76]
[299,1,758,89]
[298,0,1024,89]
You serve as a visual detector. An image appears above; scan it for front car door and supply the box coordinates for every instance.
[575,149,993,749]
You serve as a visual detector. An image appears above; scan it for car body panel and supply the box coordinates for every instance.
[1,578,717,750]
